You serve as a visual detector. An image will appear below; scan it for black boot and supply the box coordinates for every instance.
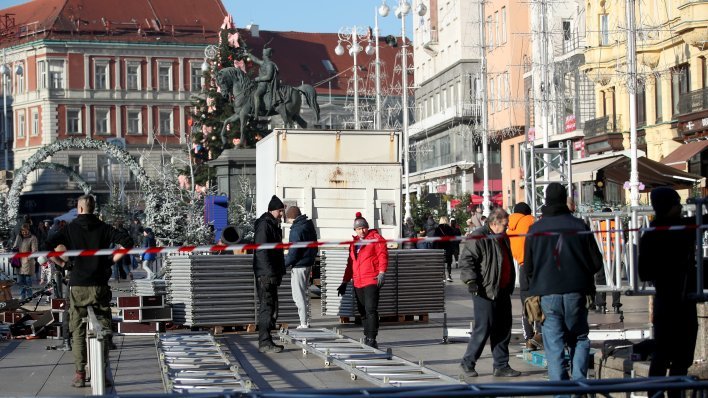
[364,337,378,349]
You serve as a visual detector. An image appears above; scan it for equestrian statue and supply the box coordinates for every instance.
[217,47,320,148]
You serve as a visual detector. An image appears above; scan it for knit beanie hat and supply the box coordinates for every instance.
[650,187,680,216]
[512,202,532,216]
[544,183,567,206]
[353,212,369,229]
[267,195,285,211]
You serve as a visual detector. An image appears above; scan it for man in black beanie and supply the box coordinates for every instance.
[524,183,603,383]
[254,195,286,353]
[639,187,697,394]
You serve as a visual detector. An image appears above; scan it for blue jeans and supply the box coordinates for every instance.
[540,293,590,383]
[18,274,33,300]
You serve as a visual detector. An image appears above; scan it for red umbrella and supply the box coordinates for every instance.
[491,193,504,205]
[470,194,483,205]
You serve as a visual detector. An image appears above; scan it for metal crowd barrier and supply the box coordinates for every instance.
[86,306,108,395]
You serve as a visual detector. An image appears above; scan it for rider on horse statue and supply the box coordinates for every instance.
[247,47,283,117]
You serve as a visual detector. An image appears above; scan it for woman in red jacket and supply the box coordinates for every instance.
[338,212,388,348]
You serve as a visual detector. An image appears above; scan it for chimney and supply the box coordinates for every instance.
[247,23,259,38]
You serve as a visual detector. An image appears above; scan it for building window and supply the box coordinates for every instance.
[158,63,172,91]
[49,60,64,89]
[67,109,81,135]
[161,154,172,167]
[562,20,572,52]
[126,109,142,135]
[126,62,140,90]
[504,72,510,109]
[159,109,173,135]
[637,84,646,127]
[671,64,690,116]
[655,76,663,123]
[97,155,110,182]
[190,63,202,92]
[494,11,499,47]
[510,144,515,168]
[95,61,109,90]
[497,77,503,111]
[17,111,25,138]
[599,14,609,46]
[95,108,110,135]
[501,7,507,44]
[442,87,447,109]
[489,77,495,112]
[68,155,81,174]
[31,110,38,136]
[15,63,24,94]
[488,16,494,49]
[37,60,47,89]
[702,57,707,88]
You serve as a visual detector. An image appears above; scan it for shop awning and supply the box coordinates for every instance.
[660,140,708,171]
[550,154,704,191]
[568,156,624,182]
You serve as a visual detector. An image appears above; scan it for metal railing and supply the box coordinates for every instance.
[678,87,708,115]
[86,306,108,395]
[584,115,622,138]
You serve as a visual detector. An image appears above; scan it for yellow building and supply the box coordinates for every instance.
[581,0,708,182]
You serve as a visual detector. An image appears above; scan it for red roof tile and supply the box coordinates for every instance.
[243,30,412,97]
[0,0,227,46]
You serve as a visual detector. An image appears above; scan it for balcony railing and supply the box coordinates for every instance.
[584,115,622,138]
[422,27,438,46]
[556,32,586,55]
[677,87,708,116]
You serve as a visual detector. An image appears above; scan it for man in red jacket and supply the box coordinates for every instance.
[338,212,388,348]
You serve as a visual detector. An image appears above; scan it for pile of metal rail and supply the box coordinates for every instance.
[155,332,252,393]
[132,279,167,296]
[165,254,301,327]
[321,250,445,317]
[278,327,461,387]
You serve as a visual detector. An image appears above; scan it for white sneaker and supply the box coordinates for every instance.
[296,324,309,329]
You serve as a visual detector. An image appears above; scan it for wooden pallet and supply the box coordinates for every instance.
[207,322,290,335]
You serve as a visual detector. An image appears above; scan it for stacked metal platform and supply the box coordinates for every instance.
[155,332,252,393]
[279,327,462,386]
[132,279,168,296]
[165,254,301,327]
[321,249,445,317]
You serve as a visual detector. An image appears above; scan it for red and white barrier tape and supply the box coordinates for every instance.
[1,224,705,260]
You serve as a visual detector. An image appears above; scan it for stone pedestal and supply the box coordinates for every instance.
[689,302,708,379]
[208,148,256,200]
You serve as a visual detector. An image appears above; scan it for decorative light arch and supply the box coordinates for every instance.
[5,138,157,231]
[37,162,93,195]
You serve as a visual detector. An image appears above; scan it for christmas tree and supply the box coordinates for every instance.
[187,15,258,187]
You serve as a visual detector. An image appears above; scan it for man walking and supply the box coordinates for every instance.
[639,187,698,390]
[45,195,133,388]
[524,183,603,384]
[253,195,286,353]
[459,208,520,378]
[284,206,318,329]
[338,212,388,349]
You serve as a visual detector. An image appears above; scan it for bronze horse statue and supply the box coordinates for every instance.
[216,67,320,147]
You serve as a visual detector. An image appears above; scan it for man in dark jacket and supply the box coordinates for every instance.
[253,195,286,353]
[459,208,520,378]
[639,187,698,390]
[45,195,133,388]
[284,206,318,329]
[524,183,603,383]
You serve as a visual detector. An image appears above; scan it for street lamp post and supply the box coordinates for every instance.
[335,26,370,130]
[380,0,426,222]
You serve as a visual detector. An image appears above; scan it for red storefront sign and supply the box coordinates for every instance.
[565,114,576,132]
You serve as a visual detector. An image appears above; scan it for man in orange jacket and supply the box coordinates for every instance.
[338,212,388,348]
[507,202,541,350]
